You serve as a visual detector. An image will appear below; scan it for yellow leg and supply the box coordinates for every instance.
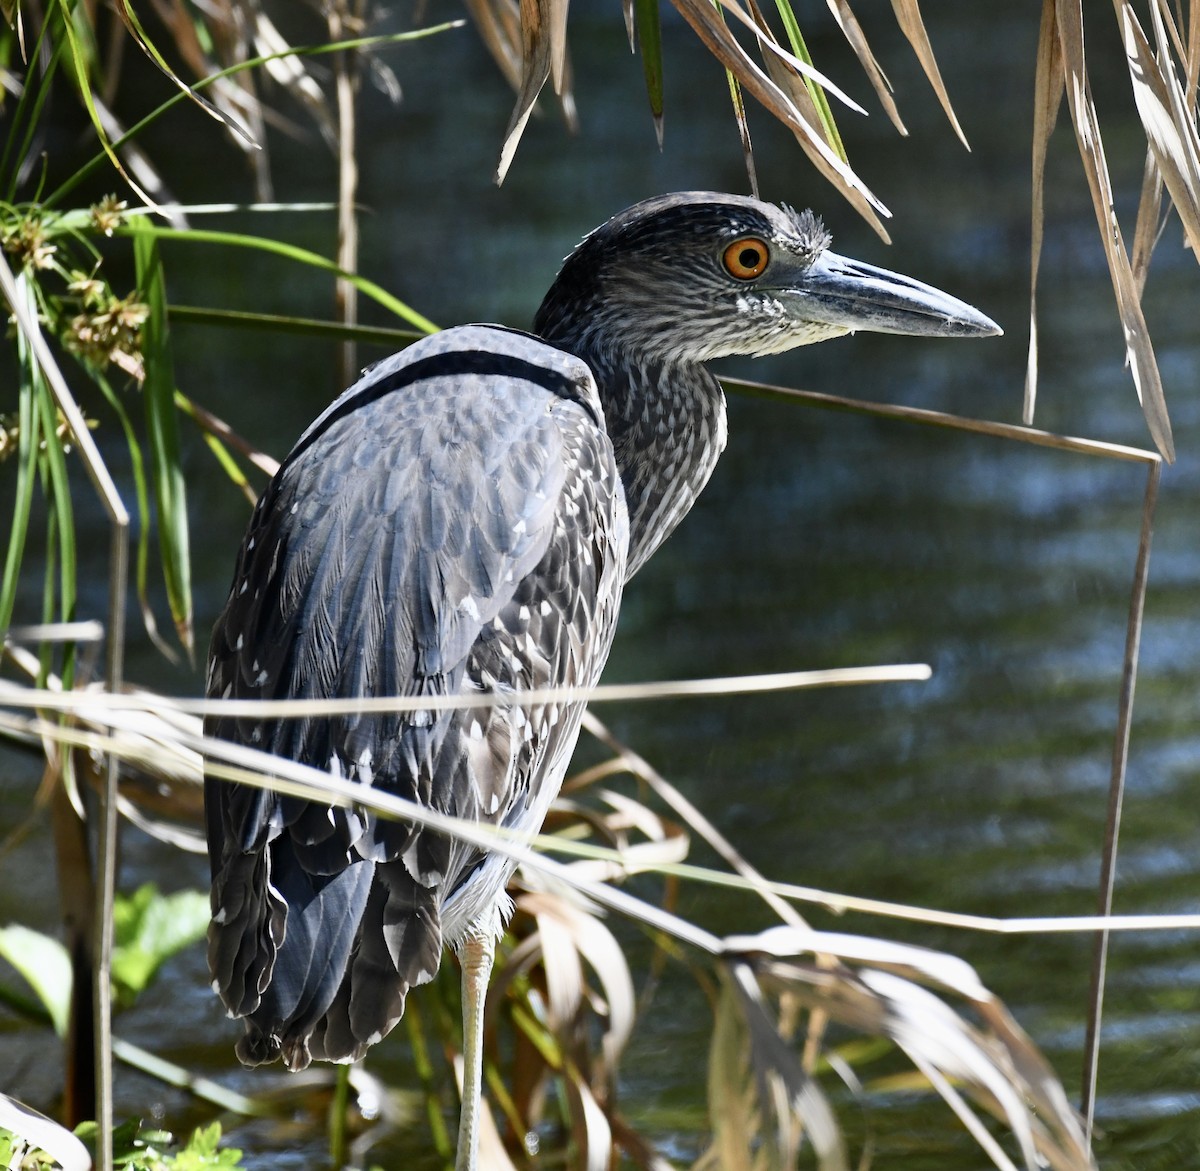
[455,932,495,1171]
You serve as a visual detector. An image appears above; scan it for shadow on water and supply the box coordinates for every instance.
[2,6,1199,1168]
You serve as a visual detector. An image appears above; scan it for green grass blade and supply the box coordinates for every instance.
[133,225,194,657]
[0,22,65,200]
[33,377,77,690]
[173,392,255,503]
[0,311,44,632]
[126,224,438,334]
[175,394,246,477]
[52,0,147,204]
[634,0,665,144]
[0,926,72,1037]
[92,370,173,659]
[112,0,256,148]
[166,303,425,345]
[773,0,846,162]
[39,501,57,688]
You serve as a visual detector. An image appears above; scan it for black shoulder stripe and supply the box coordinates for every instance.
[289,346,600,466]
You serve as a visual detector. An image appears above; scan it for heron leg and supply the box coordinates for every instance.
[455,930,495,1171]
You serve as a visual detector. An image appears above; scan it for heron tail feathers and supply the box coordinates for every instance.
[210,843,447,1070]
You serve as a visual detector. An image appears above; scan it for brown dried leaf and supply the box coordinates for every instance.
[1130,147,1165,296]
[745,4,839,170]
[1123,2,1200,260]
[483,0,576,182]
[527,895,586,1029]
[720,0,867,114]
[464,0,523,90]
[494,0,551,183]
[730,964,848,1171]
[518,889,636,1070]
[725,925,990,998]
[1025,0,1064,424]
[563,1063,614,1171]
[546,0,569,93]
[826,0,907,134]
[251,10,336,147]
[732,928,1098,1171]
[890,0,968,147]
[1056,0,1175,461]
[598,787,673,845]
[704,975,759,1171]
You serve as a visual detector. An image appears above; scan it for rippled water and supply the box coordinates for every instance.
[2,7,1199,1168]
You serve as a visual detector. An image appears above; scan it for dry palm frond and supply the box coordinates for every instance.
[463,2,1199,459]
[465,0,577,184]
[678,0,889,237]
[1056,1,1172,462]
[1025,0,1200,462]
[713,927,1095,1171]
[890,0,968,148]
[1121,1,1200,267]
[0,674,1099,1170]
[486,887,638,1166]
[464,0,978,237]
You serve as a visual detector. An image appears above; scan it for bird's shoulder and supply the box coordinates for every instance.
[205,324,627,746]
[294,324,605,460]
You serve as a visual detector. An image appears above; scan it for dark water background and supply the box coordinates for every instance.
[3,5,1199,1168]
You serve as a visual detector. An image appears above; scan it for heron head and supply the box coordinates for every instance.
[535,192,1001,364]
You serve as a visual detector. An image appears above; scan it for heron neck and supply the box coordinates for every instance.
[581,348,728,579]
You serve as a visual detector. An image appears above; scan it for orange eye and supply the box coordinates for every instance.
[721,236,770,280]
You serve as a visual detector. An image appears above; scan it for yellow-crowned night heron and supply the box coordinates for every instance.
[205,191,1000,1169]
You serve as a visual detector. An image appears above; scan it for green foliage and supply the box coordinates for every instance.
[0,885,209,1028]
[0,1127,58,1168]
[110,884,210,1008]
[0,924,72,1036]
[132,226,193,654]
[73,1120,244,1169]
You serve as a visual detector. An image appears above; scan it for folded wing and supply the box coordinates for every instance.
[205,326,628,1069]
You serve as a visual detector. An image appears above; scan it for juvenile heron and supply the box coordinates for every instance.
[205,191,999,1168]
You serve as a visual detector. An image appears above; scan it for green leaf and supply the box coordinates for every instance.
[1,286,43,632]
[169,1123,244,1169]
[634,0,665,145]
[133,225,194,655]
[111,884,210,1006]
[0,22,64,201]
[773,0,847,162]
[166,302,425,346]
[0,925,72,1037]
[33,358,78,688]
[92,370,174,658]
[127,224,438,335]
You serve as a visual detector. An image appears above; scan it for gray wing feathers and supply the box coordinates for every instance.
[205,326,626,1069]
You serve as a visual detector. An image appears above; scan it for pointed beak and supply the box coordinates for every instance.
[785,250,1002,339]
